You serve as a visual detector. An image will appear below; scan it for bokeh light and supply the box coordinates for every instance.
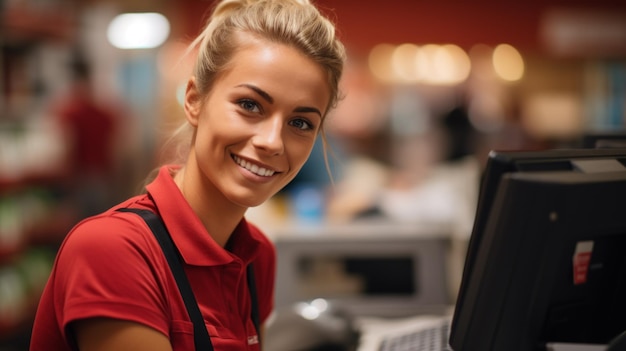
[107,12,170,49]
[492,43,525,82]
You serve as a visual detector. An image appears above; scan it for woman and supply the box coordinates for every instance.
[29,0,346,350]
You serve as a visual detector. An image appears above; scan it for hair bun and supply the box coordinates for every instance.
[213,0,312,19]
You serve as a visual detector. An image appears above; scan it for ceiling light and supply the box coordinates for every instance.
[107,12,170,49]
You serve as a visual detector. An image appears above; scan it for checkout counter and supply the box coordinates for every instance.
[263,219,458,351]
[268,219,454,318]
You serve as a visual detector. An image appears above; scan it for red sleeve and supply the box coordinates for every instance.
[53,213,172,338]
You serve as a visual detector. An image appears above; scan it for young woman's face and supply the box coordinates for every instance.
[185,35,331,208]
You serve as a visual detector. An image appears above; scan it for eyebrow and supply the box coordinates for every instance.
[238,84,274,104]
[237,83,322,118]
[294,106,322,118]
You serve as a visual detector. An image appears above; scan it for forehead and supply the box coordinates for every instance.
[215,33,331,109]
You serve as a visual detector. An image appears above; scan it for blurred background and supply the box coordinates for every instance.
[1,0,625,349]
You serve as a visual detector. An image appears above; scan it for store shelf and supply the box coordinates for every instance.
[0,1,78,345]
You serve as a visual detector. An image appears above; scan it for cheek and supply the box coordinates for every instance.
[288,138,317,171]
[196,112,236,147]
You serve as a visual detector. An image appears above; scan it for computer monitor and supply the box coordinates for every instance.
[580,131,626,149]
[449,148,626,350]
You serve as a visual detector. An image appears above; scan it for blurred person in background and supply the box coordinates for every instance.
[50,53,123,219]
[324,57,394,222]
[29,0,346,350]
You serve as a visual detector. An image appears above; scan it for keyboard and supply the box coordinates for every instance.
[356,314,453,351]
[378,318,452,351]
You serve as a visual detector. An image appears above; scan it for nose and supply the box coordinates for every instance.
[252,116,285,156]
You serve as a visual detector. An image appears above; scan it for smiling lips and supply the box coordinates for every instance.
[232,155,277,177]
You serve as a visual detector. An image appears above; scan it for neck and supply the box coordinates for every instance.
[174,158,247,247]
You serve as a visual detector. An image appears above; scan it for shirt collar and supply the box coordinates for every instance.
[145,165,263,266]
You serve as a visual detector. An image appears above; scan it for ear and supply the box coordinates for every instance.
[184,77,202,127]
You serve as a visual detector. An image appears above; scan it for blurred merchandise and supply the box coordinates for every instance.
[1,1,77,349]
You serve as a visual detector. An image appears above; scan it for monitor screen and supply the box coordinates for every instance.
[449,148,626,350]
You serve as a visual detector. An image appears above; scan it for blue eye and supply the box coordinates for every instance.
[238,99,261,113]
[290,118,314,131]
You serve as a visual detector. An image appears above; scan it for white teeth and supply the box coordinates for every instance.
[233,155,275,177]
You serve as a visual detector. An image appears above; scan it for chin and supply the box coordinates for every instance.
[241,199,266,208]
[230,193,273,209]
[227,183,285,208]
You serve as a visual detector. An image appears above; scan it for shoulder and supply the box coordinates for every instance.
[244,222,277,322]
[247,221,277,261]
[50,208,174,338]
[58,208,160,268]
[243,221,276,283]
[66,209,150,244]
[249,222,274,246]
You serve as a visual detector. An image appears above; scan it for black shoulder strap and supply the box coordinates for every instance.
[117,207,213,351]
[247,264,261,344]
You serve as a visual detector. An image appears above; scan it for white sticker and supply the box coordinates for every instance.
[247,335,259,345]
[573,240,594,285]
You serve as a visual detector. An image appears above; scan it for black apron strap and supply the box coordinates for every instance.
[247,264,261,342]
[117,208,213,351]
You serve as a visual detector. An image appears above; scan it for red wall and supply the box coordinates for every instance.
[176,0,626,55]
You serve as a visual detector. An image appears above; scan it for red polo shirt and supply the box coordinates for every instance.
[30,165,276,351]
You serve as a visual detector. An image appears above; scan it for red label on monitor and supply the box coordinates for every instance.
[573,241,594,285]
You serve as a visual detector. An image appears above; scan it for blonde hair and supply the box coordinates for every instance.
[195,0,344,108]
